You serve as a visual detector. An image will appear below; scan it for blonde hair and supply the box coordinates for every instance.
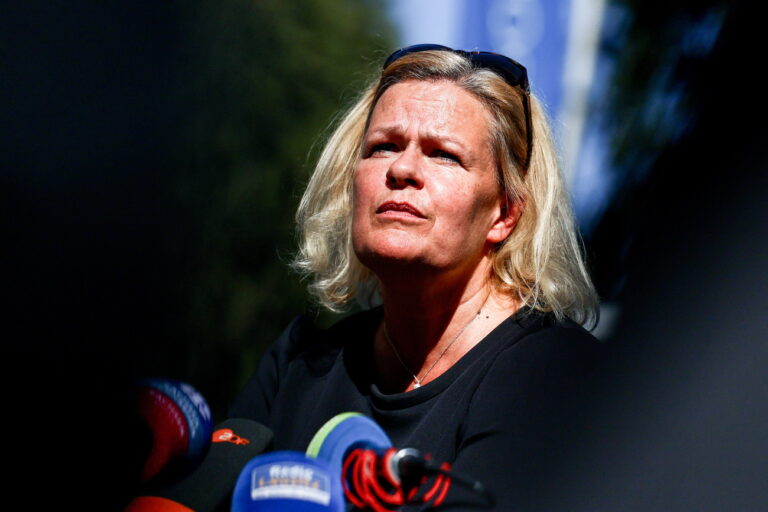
[294,50,598,327]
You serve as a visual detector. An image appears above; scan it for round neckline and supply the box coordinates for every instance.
[357,305,536,408]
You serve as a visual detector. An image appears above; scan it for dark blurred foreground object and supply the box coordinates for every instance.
[127,418,273,512]
[547,1,768,510]
[135,379,213,483]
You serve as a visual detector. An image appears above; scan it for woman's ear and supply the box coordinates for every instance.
[487,196,522,244]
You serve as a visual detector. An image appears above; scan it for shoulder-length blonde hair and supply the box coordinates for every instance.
[293,50,598,327]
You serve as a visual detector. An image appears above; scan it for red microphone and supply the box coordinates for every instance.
[134,378,212,482]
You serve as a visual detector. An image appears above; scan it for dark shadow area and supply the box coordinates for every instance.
[1,2,392,509]
[545,1,768,509]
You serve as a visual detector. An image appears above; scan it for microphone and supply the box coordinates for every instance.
[306,413,490,510]
[231,451,344,511]
[135,378,214,482]
[126,418,273,512]
[305,412,391,475]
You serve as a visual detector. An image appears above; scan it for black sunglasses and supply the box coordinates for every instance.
[383,44,533,172]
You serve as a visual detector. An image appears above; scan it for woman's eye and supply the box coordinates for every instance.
[433,149,461,164]
[368,143,397,156]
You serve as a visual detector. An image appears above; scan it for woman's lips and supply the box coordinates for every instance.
[376,201,425,218]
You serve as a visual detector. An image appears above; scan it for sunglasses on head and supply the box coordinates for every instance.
[383,44,533,172]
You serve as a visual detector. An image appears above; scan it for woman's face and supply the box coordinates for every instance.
[352,79,515,280]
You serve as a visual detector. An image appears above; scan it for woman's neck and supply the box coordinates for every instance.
[373,259,520,392]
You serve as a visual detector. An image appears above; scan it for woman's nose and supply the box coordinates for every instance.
[386,145,424,189]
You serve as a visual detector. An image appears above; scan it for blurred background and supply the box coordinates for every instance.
[2,0,766,509]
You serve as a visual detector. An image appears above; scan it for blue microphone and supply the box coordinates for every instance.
[136,378,213,482]
[231,451,344,511]
[305,412,391,475]
[305,413,464,510]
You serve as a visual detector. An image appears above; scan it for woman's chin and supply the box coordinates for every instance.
[354,239,430,272]
[357,247,422,267]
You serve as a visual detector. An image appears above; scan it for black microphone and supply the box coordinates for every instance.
[125,418,273,512]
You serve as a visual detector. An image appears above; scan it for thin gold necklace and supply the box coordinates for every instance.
[383,294,490,389]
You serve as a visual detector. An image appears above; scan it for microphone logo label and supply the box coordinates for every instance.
[249,461,332,505]
[213,428,251,445]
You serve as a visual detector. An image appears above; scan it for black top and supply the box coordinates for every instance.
[230,307,601,510]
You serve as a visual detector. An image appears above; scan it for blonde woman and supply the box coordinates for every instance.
[232,44,600,510]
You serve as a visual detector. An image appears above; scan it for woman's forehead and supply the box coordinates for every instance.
[368,80,493,147]
[372,80,489,119]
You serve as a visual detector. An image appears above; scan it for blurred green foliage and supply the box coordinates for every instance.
[167,0,394,415]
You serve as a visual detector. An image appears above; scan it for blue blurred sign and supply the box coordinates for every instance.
[457,0,571,118]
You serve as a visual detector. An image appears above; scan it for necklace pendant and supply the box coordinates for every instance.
[413,381,421,389]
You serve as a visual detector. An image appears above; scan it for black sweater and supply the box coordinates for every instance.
[230,307,601,510]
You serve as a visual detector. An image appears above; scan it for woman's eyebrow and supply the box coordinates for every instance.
[365,123,406,138]
[368,124,470,149]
